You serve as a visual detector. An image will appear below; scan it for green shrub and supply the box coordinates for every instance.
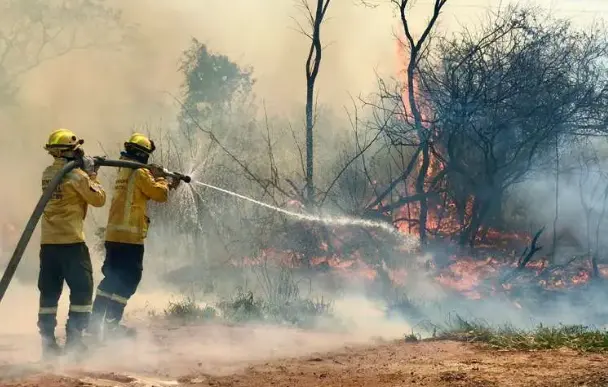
[216,288,266,323]
[164,297,217,322]
[214,287,334,328]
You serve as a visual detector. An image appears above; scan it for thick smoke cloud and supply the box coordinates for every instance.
[0,0,494,278]
[2,0,604,350]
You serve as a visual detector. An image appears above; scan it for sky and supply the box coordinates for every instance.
[15,0,608,123]
[118,0,608,113]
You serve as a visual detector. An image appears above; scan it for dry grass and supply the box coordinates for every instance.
[433,314,608,352]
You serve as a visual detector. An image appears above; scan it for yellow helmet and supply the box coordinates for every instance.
[124,132,156,163]
[44,128,84,156]
[125,133,155,153]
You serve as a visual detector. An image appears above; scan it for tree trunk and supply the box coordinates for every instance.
[397,0,448,247]
[459,194,493,248]
[551,137,559,262]
[305,83,314,204]
[416,141,430,245]
[591,253,600,279]
[467,214,483,248]
[303,0,331,205]
[459,197,480,247]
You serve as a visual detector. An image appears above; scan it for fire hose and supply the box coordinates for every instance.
[0,156,191,304]
[93,157,191,184]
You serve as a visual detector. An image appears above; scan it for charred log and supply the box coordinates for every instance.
[501,227,545,284]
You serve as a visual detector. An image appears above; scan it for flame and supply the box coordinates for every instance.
[572,270,591,284]
[394,33,476,239]
[434,256,499,298]
[181,31,608,307]
[232,231,605,306]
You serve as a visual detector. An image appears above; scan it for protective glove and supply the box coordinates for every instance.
[148,164,166,179]
[93,156,104,174]
[168,177,181,190]
[82,156,97,177]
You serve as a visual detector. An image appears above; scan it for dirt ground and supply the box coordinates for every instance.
[1,323,607,387]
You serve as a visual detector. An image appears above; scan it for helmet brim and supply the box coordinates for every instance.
[44,138,84,150]
[125,141,154,154]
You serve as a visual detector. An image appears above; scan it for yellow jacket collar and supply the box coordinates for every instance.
[52,158,68,167]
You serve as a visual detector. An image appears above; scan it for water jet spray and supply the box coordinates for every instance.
[193,181,416,245]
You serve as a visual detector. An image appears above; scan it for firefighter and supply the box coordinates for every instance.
[89,133,180,340]
[39,129,106,359]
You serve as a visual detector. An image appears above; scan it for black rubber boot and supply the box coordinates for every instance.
[65,330,88,363]
[64,313,90,360]
[38,316,62,360]
[102,299,136,341]
[87,296,109,338]
[104,320,137,341]
[41,335,63,360]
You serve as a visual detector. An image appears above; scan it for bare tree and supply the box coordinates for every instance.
[0,0,126,105]
[390,0,448,246]
[574,141,608,278]
[418,6,608,247]
[295,0,332,204]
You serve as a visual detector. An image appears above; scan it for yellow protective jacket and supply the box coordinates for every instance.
[41,158,106,245]
[105,162,169,245]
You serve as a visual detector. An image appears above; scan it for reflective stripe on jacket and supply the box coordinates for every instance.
[41,158,106,245]
[105,164,169,245]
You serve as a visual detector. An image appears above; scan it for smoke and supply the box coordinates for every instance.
[511,137,608,258]
[5,1,606,380]
[0,0,396,261]
[0,283,412,381]
[0,0,502,275]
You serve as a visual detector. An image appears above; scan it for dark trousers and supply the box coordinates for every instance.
[38,243,93,338]
[91,242,144,327]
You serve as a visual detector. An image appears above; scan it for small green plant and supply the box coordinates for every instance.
[404,331,419,343]
[164,297,217,322]
[166,264,336,328]
[200,305,218,320]
[265,297,334,328]
[216,288,265,323]
[214,286,334,328]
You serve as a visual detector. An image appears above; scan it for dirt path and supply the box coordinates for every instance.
[175,341,608,387]
[1,324,607,387]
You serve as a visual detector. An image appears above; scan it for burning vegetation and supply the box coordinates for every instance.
[142,2,608,332]
[5,3,608,387]
[204,6,608,326]
[2,1,608,335]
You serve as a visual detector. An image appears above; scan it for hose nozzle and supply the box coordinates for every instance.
[162,168,192,183]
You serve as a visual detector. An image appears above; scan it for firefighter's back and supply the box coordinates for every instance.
[41,159,90,245]
[105,167,149,245]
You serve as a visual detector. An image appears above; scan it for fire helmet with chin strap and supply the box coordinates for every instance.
[44,128,84,158]
[123,133,156,164]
